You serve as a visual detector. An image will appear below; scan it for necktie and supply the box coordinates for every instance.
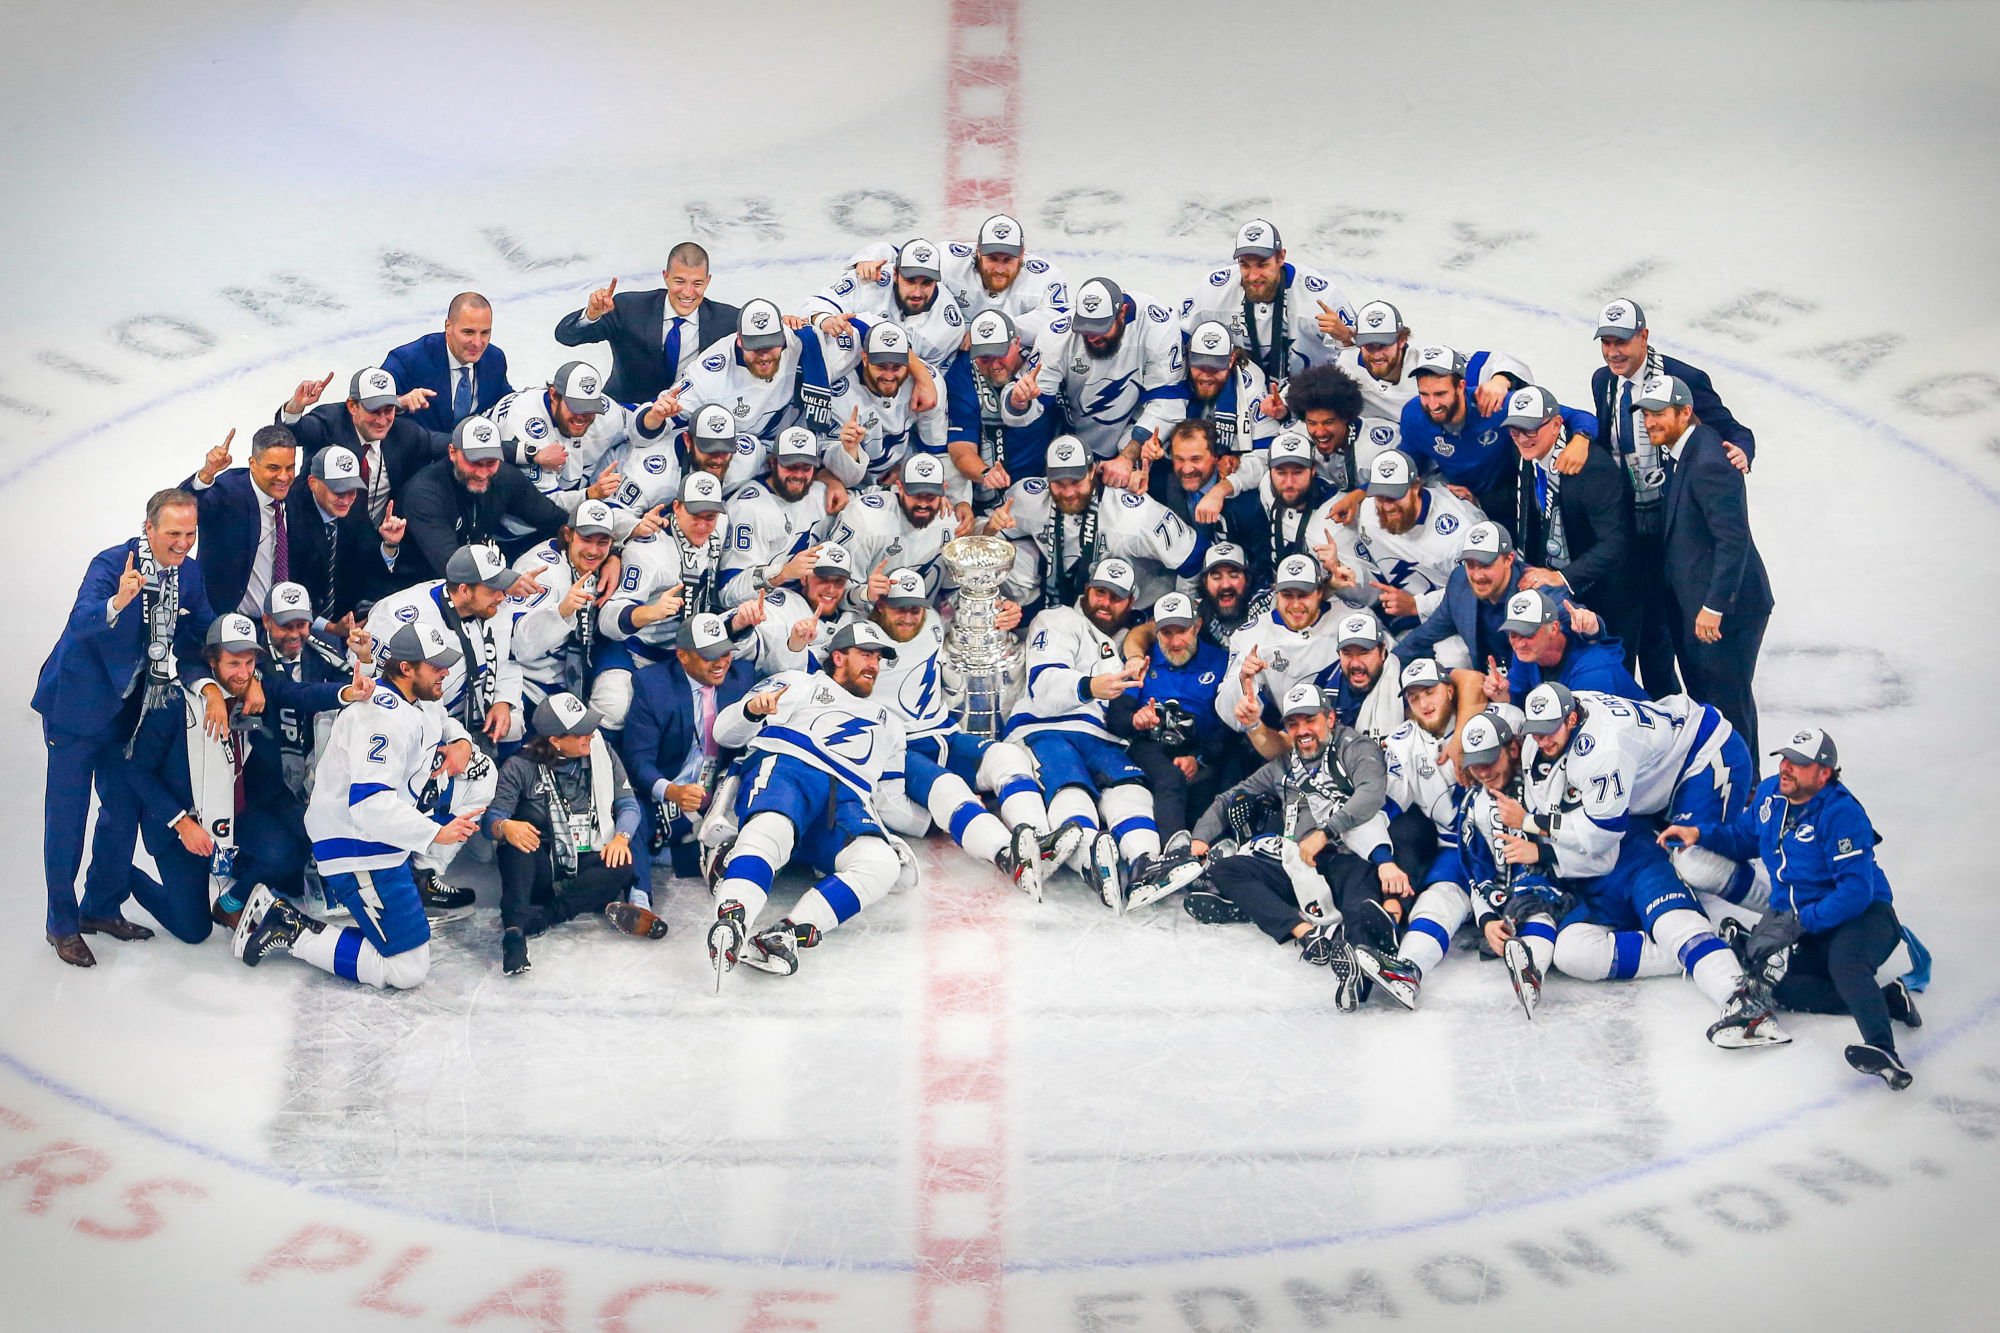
[699,683,719,757]
[271,498,289,582]
[664,316,685,380]
[453,365,472,421]
[323,521,338,606]
[1617,380,1633,461]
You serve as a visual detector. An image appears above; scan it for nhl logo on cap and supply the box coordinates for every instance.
[866,322,910,364]
[813,542,854,576]
[775,426,818,462]
[900,453,947,493]
[1234,219,1282,258]
[680,472,726,512]
[751,310,771,330]
[1189,319,1234,367]
[1198,327,1226,353]
[266,581,312,623]
[205,612,262,651]
[571,499,616,536]
[1047,435,1091,478]
[1366,308,1386,329]
[351,367,400,409]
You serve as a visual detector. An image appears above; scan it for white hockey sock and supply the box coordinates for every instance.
[1552,922,1681,982]
[1047,788,1099,867]
[1098,784,1160,863]
[791,838,898,936]
[1404,882,1470,973]
[719,812,795,925]
[978,742,1051,834]
[996,788,1048,834]
[1517,915,1557,972]
[920,769,1008,862]
[1650,907,1745,1006]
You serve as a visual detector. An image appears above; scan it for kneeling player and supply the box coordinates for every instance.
[1502,684,1789,1048]
[707,622,910,987]
[238,624,484,988]
[870,568,1061,899]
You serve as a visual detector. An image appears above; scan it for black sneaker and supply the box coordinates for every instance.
[1882,979,1923,1029]
[502,927,531,976]
[416,870,476,922]
[1183,889,1249,924]
[242,897,311,967]
[1845,1042,1913,1091]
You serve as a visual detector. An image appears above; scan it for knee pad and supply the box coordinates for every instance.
[590,669,634,731]
[975,739,1036,793]
[1553,922,1615,981]
[733,811,798,868]
[1671,844,1745,894]
[835,835,900,887]
[380,943,431,990]
[1097,782,1155,828]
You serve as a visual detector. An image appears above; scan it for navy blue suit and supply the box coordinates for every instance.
[1592,354,1754,695]
[554,292,742,406]
[180,468,286,617]
[1662,422,1773,763]
[620,657,758,877]
[1392,561,1526,673]
[382,331,513,432]
[284,403,451,502]
[1147,468,1267,582]
[282,481,398,621]
[34,541,215,936]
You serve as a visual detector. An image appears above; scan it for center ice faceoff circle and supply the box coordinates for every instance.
[19,233,1953,1276]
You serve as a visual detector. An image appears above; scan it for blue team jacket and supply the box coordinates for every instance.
[1697,777,1893,933]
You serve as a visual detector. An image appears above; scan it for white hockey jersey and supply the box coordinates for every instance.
[1381,718,1463,838]
[1215,609,1344,734]
[672,325,867,446]
[1338,485,1484,619]
[1029,295,1188,457]
[717,480,835,607]
[827,491,958,609]
[999,478,1202,608]
[364,583,522,729]
[305,684,470,875]
[486,388,657,516]
[1523,691,1730,879]
[848,238,1070,328]
[503,540,606,700]
[1180,263,1356,376]
[1005,604,1127,743]
[739,587,849,676]
[866,609,953,739]
[801,266,968,371]
[597,522,728,663]
[1333,343,1417,455]
[826,365,950,485]
[714,667,907,798]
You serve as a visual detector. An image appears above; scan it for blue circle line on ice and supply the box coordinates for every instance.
[2,245,1989,1273]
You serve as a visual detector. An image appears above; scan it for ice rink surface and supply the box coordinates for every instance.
[3,1,2000,1329]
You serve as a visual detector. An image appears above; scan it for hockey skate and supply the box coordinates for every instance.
[1182,888,1249,924]
[743,919,820,976]
[232,884,277,961]
[1354,945,1422,1011]
[414,869,476,924]
[1039,822,1086,871]
[1318,924,1363,1012]
[1086,831,1124,913]
[1125,847,1206,910]
[1503,937,1542,1019]
[604,902,669,940]
[1845,1042,1914,1091]
[1706,984,1793,1049]
[708,900,747,993]
[999,824,1044,903]
[240,891,314,967]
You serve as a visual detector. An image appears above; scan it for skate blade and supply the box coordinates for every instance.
[1707,1017,1793,1049]
[231,885,276,961]
[706,922,739,994]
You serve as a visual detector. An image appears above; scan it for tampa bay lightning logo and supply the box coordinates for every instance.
[1081,370,1141,422]
[703,353,725,373]
[899,653,941,718]
[1304,275,1328,293]
[394,605,418,623]
[1793,823,1816,843]
[1574,733,1595,755]
[1436,514,1459,535]
[524,417,548,440]
[644,455,667,474]
[820,715,876,764]
[1208,269,1229,288]
[1369,424,1394,445]
[1477,430,1500,446]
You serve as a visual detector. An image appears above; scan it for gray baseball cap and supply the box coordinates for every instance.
[900,453,948,496]
[812,543,855,578]
[1399,657,1449,692]
[690,404,738,452]
[828,619,900,660]
[774,425,820,464]
[1273,553,1321,593]
[1352,300,1405,347]
[445,544,516,590]
[865,321,912,367]
[349,367,399,411]
[1335,610,1385,649]
[311,445,366,492]
[678,472,726,514]
[1187,320,1236,370]
[977,213,1025,257]
[1596,299,1647,340]
[1520,682,1578,736]
[1071,278,1125,337]
[1280,682,1327,719]
[737,299,787,350]
[569,499,616,537]
[1504,385,1561,431]
[265,582,313,625]
[1633,375,1691,411]
[551,361,609,416]
[204,612,263,653]
[453,416,503,461]
[1203,541,1247,573]
[382,621,461,668]
[1088,557,1136,598]
[1409,344,1465,379]
[533,691,603,738]
[896,238,943,281]
[1152,592,1198,630]
[1045,435,1092,480]
[1363,449,1418,498]
[1501,588,1563,636]
[1773,727,1838,769]
[968,309,1017,358]
[1460,521,1515,566]
[1233,218,1282,259]
[1459,711,1512,767]
[881,569,930,607]
[676,612,733,660]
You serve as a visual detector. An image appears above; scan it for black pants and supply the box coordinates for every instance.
[1629,532,1683,699]
[495,841,636,934]
[1205,848,1393,950]
[1669,598,1768,771]
[1128,740,1227,841]
[1772,899,1903,1052]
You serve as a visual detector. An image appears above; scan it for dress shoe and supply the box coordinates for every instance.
[46,932,96,967]
[81,916,155,942]
[211,899,243,931]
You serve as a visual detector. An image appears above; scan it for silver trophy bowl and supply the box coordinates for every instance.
[939,535,1025,737]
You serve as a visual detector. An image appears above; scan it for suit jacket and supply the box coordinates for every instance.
[282,483,399,620]
[553,291,742,404]
[34,541,216,738]
[620,656,760,801]
[381,331,514,432]
[1510,444,1637,626]
[116,671,339,828]
[1394,561,1525,670]
[1661,423,1773,620]
[283,403,451,500]
[1592,353,1756,461]
[180,467,285,617]
[398,457,567,584]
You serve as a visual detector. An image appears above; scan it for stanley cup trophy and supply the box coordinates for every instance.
[939,534,1026,738]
